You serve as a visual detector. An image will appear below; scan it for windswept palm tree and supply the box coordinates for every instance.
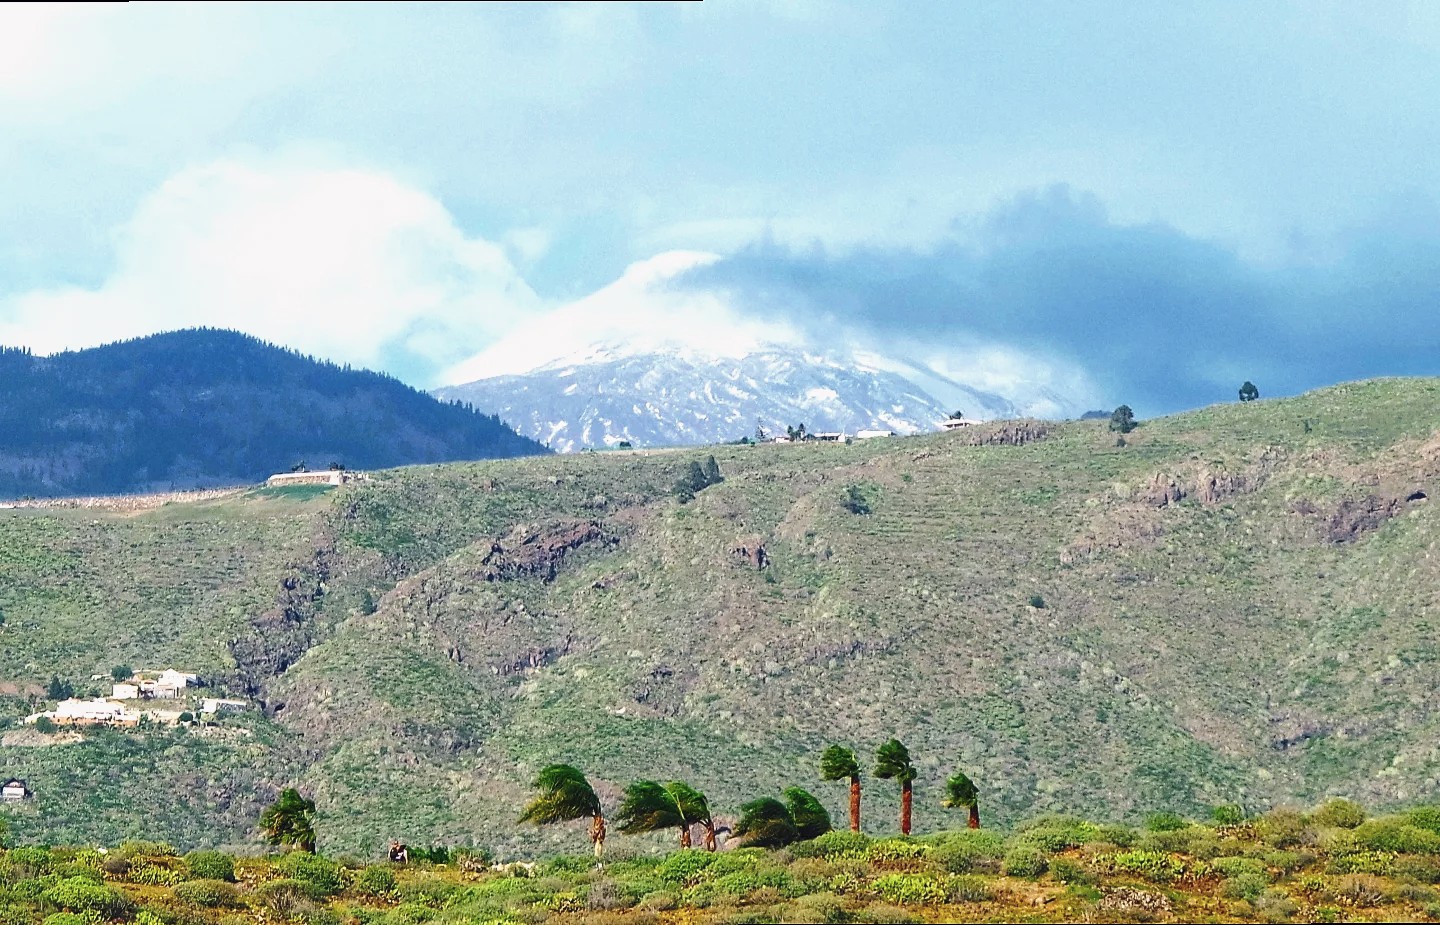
[874,739,917,836]
[942,770,981,829]
[820,744,863,832]
[734,797,800,848]
[519,764,607,858]
[259,788,317,853]
[615,780,716,850]
[783,787,832,840]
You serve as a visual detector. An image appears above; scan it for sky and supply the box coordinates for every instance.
[3,1,1440,415]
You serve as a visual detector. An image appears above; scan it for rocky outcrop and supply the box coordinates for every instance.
[228,532,337,706]
[953,420,1053,447]
[1325,494,1404,544]
[477,521,616,583]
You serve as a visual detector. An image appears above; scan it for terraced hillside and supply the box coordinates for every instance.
[1,378,1439,857]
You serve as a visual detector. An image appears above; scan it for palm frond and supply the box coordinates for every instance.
[874,739,916,783]
[783,786,832,840]
[518,764,601,825]
[819,745,860,781]
[614,780,683,834]
[942,771,978,809]
[734,797,799,848]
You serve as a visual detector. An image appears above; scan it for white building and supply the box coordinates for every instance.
[157,669,198,689]
[939,417,984,431]
[29,698,141,727]
[200,698,248,716]
[856,429,896,439]
[1,780,29,802]
[111,683,139,700]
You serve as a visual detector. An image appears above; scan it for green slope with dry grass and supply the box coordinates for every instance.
[1,378,1439,856]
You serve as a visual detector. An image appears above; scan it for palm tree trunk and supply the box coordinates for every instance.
[679,826,692,848]
[900,781,912,836]
[590,814,607,859]
[968,803,980,829]
[849,776,862,833]
[703,822,717,852]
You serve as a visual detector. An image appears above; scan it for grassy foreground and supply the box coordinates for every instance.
[8,801,1440,924]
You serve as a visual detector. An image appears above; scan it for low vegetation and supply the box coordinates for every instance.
[0,798,1438,922]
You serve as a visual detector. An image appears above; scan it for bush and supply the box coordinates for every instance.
[41,916,86,925]
[1211,804,1246,826]
[276,852,344,897]
[184,849,235,882]
[1327,850,1395,875]
[1258,809,1313,848]
[1144,812,1189,832]
[865,839,929,863]
[791,831,869,859]
[397,874,461,908]
[1094,824,1138,848]
[1015,815,1099,851]
[7,847,52,874]
[855,902,918,924]
[1352,818,1440,854]
[637,890,678,912]
[172,879,241,908]
[256,879,313,917]
[1253,888,1300,922]
[1213,856,1267,879]
[1002,846,1048,878]
[781,891,845,924]
[355,866,397,897]
[1407,806,1440,835]
[129,864,183,886]
[1397,856,1440,883]
[657,849,717,885]
[1049,857,1096,886]
[1311,799,1366,829]
[871,873,947,904]
[1222,871,1269,900]
[1108,850,1186,883]
[586,878,636,912]
[42,877,134,918]
[116,840,177,860]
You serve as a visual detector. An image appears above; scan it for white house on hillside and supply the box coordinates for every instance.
[939,416,984,431]
[2,779,30,802]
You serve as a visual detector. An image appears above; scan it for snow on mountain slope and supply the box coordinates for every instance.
[434,345,1019,452]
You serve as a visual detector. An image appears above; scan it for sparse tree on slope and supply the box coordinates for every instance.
[1109,405,1136,434]
[615,780,716,850]
[1239,381,1260,402]
[820,744,863,832]
[942,770,981,829]
[874,739,917,835]
[519,764,607,858]
[259,788,317,853]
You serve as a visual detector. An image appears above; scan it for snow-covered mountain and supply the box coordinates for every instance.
[433,343,1032,452]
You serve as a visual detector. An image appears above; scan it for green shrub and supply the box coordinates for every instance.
[42,877,133,918]
[781,891,846,924]
[41,915,86,925]
[1329,874,1385,907]
[397,874,462,908]
[50,863,101,883]
[586,877,637,911]
[1094,824,1138,848]
[1144,812,1189,832]
[276,852,344,897]
[256,879,313,917]
[865,839,929,863]
[1352,818,1440,854]
[1407,806,1440,835]
[1001,846,1048,878]
[871,872,947,904]
[183,849,235,882]
[355,866,397,897]
[1397,856,1440,883]
[539,854,591,876]
[791,830,869,859]
[130,864,184,886]
[1049,857,1096,886]
[1310,798,1366,829]
[115,840,177,860]
[1326,850,1395,875]
[637,890,678,912]
[1262,850,1309,875]
[1108,850,1186,883]
[7,847,52,874]
[946,873,992,901]
[172,879,241,908]
[1222,870,1268,900]
[657,849,717,885]
[1258,809,1313,848]
[1213,856,1267,879]
[1015,815,1099,852]
[1252,888,1300,922]
[1211,804,1247,826]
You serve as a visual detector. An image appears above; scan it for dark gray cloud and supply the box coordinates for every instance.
[680,186,1440,416]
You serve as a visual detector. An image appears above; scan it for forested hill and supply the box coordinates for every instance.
[0,328,547,497]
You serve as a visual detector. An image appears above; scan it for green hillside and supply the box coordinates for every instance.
[1,378,1439,858]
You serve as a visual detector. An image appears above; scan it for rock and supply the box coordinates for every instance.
[1326,494,1402,544]
[1097,887,1173,916]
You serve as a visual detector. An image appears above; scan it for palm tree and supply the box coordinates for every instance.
[784,787,833,840]
[519,764,607,858]
[942,770,981,829]
[734,797,800,848]
[874,739,917,835]
[615,780,716,850]
[820,744,863,832]
[258,788,317,853]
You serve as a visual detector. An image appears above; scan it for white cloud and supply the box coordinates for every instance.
[0,157,540,381]
[440,251,808,383]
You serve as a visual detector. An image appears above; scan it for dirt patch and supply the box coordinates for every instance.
[1,728,81,747]
[477,521,616,583]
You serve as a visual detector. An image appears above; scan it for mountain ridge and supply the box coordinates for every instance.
[0,328,546,497]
